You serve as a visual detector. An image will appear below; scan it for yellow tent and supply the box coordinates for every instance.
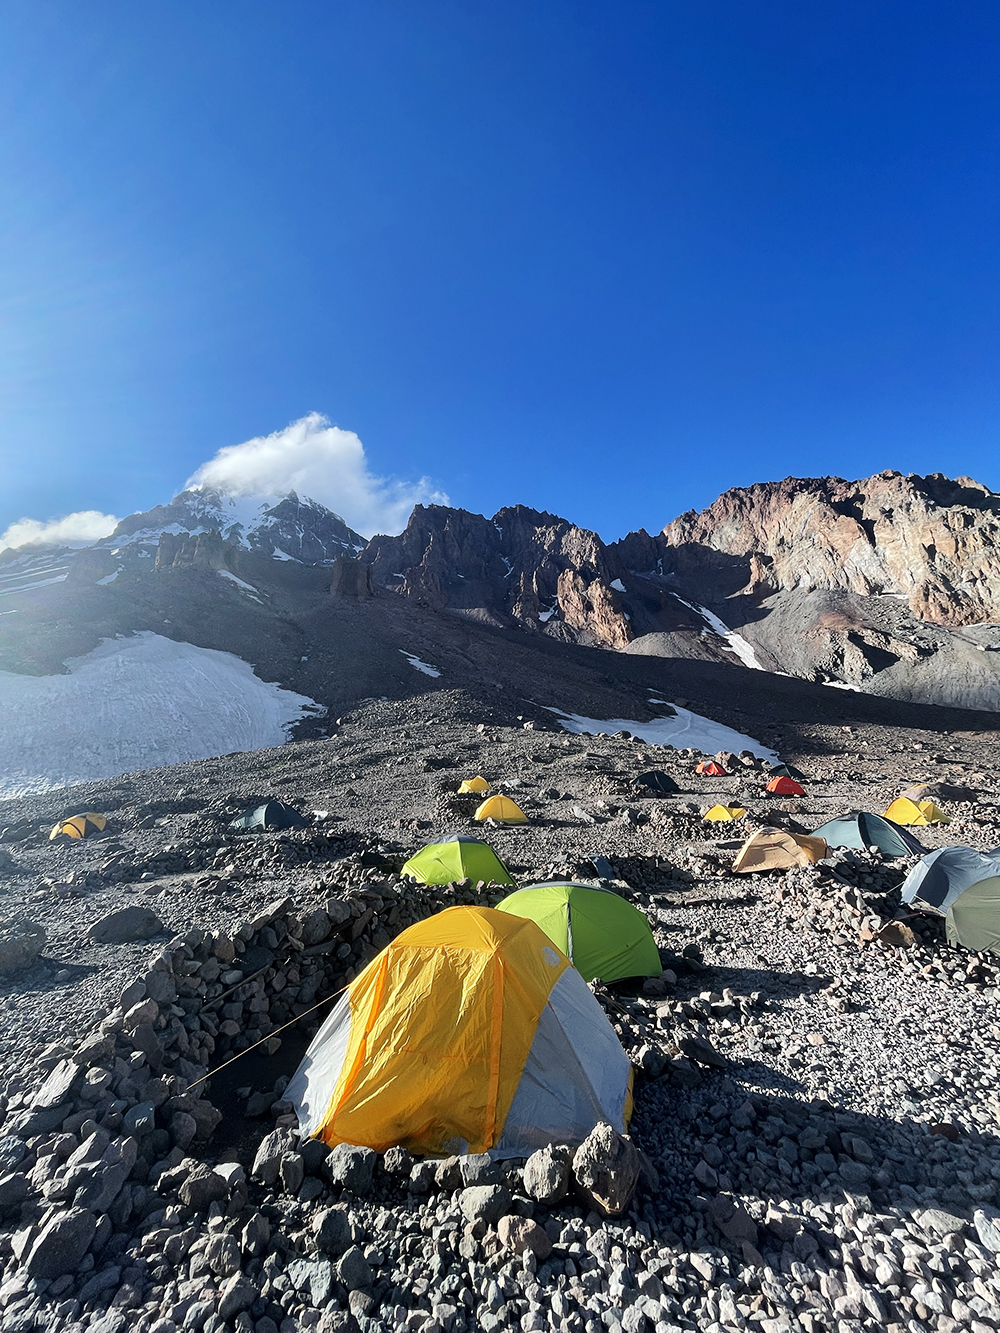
[883,797,950,826]
[733,829,827,873]
[474,794,528,824]
[703,805,747,822]
[286,906,632,1157]
[458,776,492,794]
[49,812,107,841]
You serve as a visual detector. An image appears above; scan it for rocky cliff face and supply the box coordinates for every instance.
[659,471,1000,626]
[362,504,636,647]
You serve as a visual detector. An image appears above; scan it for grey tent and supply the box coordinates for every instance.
[636,770,680,795]
[902,846,1000,914]
[811,811,925,858]
[231,800,308,831]
[947,876,1000,956]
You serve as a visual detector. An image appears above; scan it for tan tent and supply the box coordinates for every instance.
[733,829,827,873]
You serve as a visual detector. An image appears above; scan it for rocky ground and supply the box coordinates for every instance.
[2,685,1000,1333]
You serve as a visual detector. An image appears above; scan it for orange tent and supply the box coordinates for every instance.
[696,761,729,776]
[766,776,805,796]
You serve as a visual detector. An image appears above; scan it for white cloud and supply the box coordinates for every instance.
[187,412,448,537]
[1,510,120,551]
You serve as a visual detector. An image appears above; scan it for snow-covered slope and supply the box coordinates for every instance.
[0,632,323,799]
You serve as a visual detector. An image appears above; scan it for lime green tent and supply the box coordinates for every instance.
[400,835,514,887]
[496,882,661,984]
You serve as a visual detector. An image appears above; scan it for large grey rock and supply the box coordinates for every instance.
[178,1163,230,1210]
[523,1144,572,1204]
[974,1206,1000,1253]
[917,1207,967,1237]
[459,1153,502,1187]
[0,1137,26,1174]
[459,1184,511,1225]
[289,1257,335,1305]
[23,1206,97,1278]
[496,1216,552,1259]
[217,1275,258,1321]
[252,1129,293,1186]
[89,906,163,944]
[32,1058,79,1109]
[336,1245,372,1291]
[314,1207,353,1255]
[572,1122,642,1218]
[326,1143,375,1194]
[0,1173,28,1212]
[123,1102,156,1137]
[0,920,45,974]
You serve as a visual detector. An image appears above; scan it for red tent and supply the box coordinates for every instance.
[766,775,805,796]
[696,760,729,776]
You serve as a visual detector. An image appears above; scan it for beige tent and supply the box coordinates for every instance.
[733,829,827,873]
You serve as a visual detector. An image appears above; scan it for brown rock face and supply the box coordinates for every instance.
[660,471,1000,628]
[361,504,632,647]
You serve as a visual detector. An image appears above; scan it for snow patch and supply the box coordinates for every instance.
[674,595,765,670]
[610,578,626,593]
[399,650,441,678]
[97,570,120,585]
[0,633,323,799]
[538,603,558,622]
[271,547,299,562]
[546,705,779,764]
[218,570,261,597]
[0,572,69,597]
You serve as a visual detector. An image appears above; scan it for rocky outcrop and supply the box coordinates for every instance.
[329,556,374,599]
[658,471,1000,627]
[362,504,634,647]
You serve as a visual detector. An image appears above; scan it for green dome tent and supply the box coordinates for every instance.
[947,876,1000,957]
[400,835,514,887]
[231,800,308,831]
[496,882,661,984]
[810,811,925,858]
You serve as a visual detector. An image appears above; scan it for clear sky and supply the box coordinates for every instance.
[2,1,999,544]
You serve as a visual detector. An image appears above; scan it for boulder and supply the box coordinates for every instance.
[974,1206,1000,1253]
[314,1207,353,1255]
[23,1206,97,1279]
[252,1129,293,1186]
[0,920,45,974]
[572,1122,643,1218]
[326,1143,375,1195]
[337,1244,372,1291]
[496,1216,553,1260]
[459,1184,511,1226]
[178,1163,230,1210]
[32,1058,79,1109]
[217,1275,259,1321]
[522,1144,572,1205]
[710,1194,759,1246]
[89,906,163,944]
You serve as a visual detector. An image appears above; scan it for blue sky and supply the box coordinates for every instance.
[1,1,999,544]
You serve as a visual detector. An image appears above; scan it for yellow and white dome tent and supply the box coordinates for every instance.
[285,906,632,1158]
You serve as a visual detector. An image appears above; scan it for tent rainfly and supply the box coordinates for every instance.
[811,811,925,858]
[49,812,107,841]
[231,801,307,831]
[474,795,528,825]
[286,906,633,1157]
[733,829,827,873]
[901,846,1000,914]
[400,835,513,886]
[882,797,950,826]
[702,805,747,822]
[457,777,491,795]
[496,882,661,984]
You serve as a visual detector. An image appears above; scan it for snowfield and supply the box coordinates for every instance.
[0,632,322,799]
[547,703,779,764]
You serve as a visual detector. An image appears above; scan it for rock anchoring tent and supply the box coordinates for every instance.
[400,835,513,886]
[811,811,925,858]
[286,906,633,1157]
[496,882,661,984]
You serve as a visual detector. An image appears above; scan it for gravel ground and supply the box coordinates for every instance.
[2,687,1000,1333]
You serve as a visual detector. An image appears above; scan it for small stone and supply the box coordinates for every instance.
[326,1143,376,1194]
[522,1144,572,1205]
[314,1207,353,1255]
[973,1207,1000,1253]
[496,1216,552,1260]
[89,906,163,944]
[178,1163,229,1210]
